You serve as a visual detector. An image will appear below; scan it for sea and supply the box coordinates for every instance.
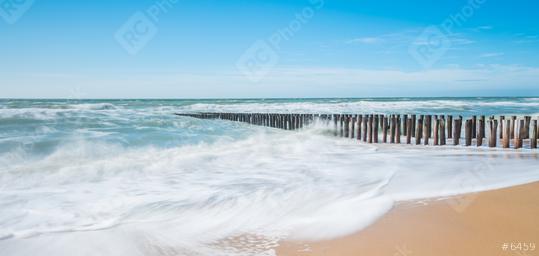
[1,97,539,256]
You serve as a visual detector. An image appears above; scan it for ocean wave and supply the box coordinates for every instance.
[178,99,539,115]
[2,98,539,256]
[68,103,119,110]
[1,127,539,256]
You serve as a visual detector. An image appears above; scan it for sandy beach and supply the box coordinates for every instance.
[278,182,539,256]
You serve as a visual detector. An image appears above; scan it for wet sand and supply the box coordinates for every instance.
[278,182,539,256]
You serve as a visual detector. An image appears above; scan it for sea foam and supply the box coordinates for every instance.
[1,98,539,256]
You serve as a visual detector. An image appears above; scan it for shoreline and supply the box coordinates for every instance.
[277,182,539,256]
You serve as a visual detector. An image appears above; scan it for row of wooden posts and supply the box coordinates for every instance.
[176,113,539,149]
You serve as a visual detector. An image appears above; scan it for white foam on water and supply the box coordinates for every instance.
[1,98,539,256]
[1,125,539,256]
[179,98,539,114]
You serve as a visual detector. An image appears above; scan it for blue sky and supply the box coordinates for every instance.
[1,0,538,98]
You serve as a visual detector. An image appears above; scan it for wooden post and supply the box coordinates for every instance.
[510,116,516,139]
[333,114,338,136]
[480,115,486,140]
[351,116,356,139]
[357,115,363,141]
[531,120,538,149]
[502,119,511,148]
[472,115,477,139]
[440,117,446,145]
[514,119,523,149]
[411,115,417,138]
[416,118,423,145]
[477,118,484,147]
[406,118,412,144]
[488,119,498,148]
[403,114,408,137]
[425,115,432,139]
[339,115,344,136]
[344,115,349,138]
[383,116,388,143]
[423,117,429,145]
[368,115,373,143]
[523,116,531,139]
[499,116,505,139]
[453,118,462,145]
[465,119,472,146]
[373,115,379,143]
[447,115,453,139]
[433,118,439,146]
[396,115,401,144]
[362,115,368,142]
[390,115,396,144]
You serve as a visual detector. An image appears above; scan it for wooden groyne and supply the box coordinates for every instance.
[176,113,539,150]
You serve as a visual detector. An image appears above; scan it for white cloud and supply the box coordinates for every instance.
[479,52,504,58]
[451,37,475,45]
[347,37,384,44]
[470,25,493,32]
[513,34,539,43]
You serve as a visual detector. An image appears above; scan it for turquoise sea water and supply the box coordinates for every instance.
[1,97,539,256]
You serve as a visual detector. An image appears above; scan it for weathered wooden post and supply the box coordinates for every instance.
[383,116,388,143]
[416,118,423,145]
[374,115,379,143]
[488,119,498,148]
[396,115,401,144]
[357,115,363,141]
[531,120,538,149]
[447,115,453,139]
[499,116,505,139]
[368,115,373,143]
[362,115,368,142]
[351,116,356,139]
[411,115,417,138]
[440,117,446,145]
[344,115,350,138]
[406,118,412,144]
[390,115,396,144]
[522,116,531,139]
[423,116,429,145]
[425,115,432,139]
[403,114,408,137]
[333,114,338,136]
[502,119,511,148]
[510,116,516,139]
[514,119,524,149]
[465,119,472,146]
[453,117,462,145]
[480,115,486,140]
[433,118,439,146]
[477,118,484,147]
[472,115,477,139]
[339,114,345,136]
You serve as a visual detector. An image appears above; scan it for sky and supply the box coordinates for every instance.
[1,0,538,98]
